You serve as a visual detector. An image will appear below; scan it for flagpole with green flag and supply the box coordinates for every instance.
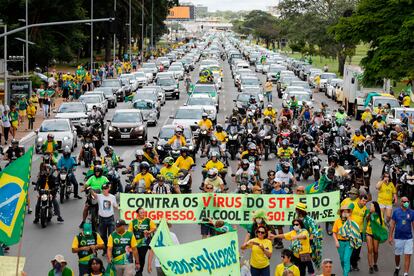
[0,147,34,250]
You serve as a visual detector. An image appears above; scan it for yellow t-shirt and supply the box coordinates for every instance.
[351,135,365,146]
[204,160,224,172]
[27,105,36,118]
[167,135,186,146]
[263,109,277,118]
[361,112,372,122]
[403,95,411,107]
[174,156,194,171]
[277,147,294,158]
[198,119,213,130]
[341,197,358,207]
[332,219,347,240]
[284,230,311,257]
[350,203,367,230]
[107,231,137,248]
[133,172,155,192]
[160,165,180,184]
[274,263,300,276]
[248,238,273,269]
[377,181,396,206]
[373,121,385,129]
[214,131,227,142]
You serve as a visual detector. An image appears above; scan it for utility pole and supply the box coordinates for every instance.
[151,0,154,49]
[129,0,132,62]
[90,0,94,73]
[25,0,28,76]
[113,0,116,63]
[4,25,7,105]
[141,0,144,63]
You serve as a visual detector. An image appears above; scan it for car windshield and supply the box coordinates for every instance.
[187,97,214,105]
[321,73,337,80]
[175,109,203,119]
[58,104,86,113]
[194,85,215,93]
[373,98,400,108]
[241,78,260,85]
[134,72,146,78]
[133,100,154,110]
[238,94,258,102]
[79,96,100,103]
[209,66,220,72]
[291,93,311,102]
[291,82,310,89]
[157,78,176,86]
[143,63,156,69]
[159,127,191,139]
[40,121,70,132]
[112,112,141,123]
[101,80,119,87]
[133,93,157,102]
[169,66,182,71]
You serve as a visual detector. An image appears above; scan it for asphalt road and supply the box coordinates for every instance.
[8,56,411,276]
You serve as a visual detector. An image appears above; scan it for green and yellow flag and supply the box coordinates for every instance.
[0,147,33,246]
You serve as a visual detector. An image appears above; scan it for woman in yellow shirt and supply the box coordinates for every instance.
[274,249,300,276]
[375,172,397,223]
[241,225,273,276]
[364,201,384,274]
[275,219,314,276]
[26,101,37,130]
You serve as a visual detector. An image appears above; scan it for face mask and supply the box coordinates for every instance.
[342,212,349,219]
[403,202,410,209]
[54,262,62,271]
[293,225,300,232]
[255,218,263,224]
[349,194,357,200]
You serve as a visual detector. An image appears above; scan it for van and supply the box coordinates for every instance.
[387,107,414,129]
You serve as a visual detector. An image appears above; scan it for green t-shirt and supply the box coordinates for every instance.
[9,111,18,122]
[131,218,151,247]
[85,175,109,191]
[110,231,134,265]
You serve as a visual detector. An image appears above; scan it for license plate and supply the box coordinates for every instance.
[121,134,130,139]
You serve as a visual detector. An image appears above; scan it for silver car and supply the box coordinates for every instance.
[132,99,159,126]
[54,102,88,131]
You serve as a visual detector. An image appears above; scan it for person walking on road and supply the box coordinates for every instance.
[264,80,273,103]
[389,197,414,276]
[48,255,74,276]
[71,223,104,275]
[27,101,36,130]
[17,96,28,126]
[9,105,19,138]
[128,207,156,276]
[2,109,11,145]
[107,219,140,275]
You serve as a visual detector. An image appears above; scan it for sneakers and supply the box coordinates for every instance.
[373,264,379,272]
[27,208,32,214]
[74,195,82,199]
[33,218,39,224]
[394,268,400,276]
[369,267,374,274]
[352,266,360,272]
[57,216,64,222]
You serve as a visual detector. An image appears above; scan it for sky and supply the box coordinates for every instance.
[187,0,277,12]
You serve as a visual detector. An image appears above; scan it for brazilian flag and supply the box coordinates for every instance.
[0,147,33,246]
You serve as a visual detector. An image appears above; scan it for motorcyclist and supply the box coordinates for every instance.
[42,133,58,160]
[204,151,226,178]
[57,146,82,199]
[360,119,375,137]
[174,147,194,191]
[351,129,366,147]
[260,116,276,134]
[240,143,261,180]
[263,103,277,122]
[311,109,324,127]
[33,164,64,224]
[77,132,98,164]
[198,112,213,132]
[203,168,225,193]
[361,107,373,123]
[288,96,299,118]
[160,157,180,193]
[90,105,102,121]
[262,170,276,194]
[334,106,347,126]
[328,154,348,177]
[241,111,257,128]
[299,104,312,128]
[151,175,172,194]
[167,126,187,147]
[204,136,221,158]
[213,124,228,157]
[103,146,120,168]
[338,145,357,168]
[229,107,243,124]
[275,162,297,192]
[234,159,257,186]
[278,116,291,132]
[142,142,159,167]
[126,149,144,176]
[277,139,294,159]
[373,114,386,130]
[226,116,243,133]
[132,162,155,193]
[280,103,293,121]
[319,118,332,133]
[4,139,24,164]
[353,142,371,167]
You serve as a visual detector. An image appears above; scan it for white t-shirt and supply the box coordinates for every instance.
[275,171,293,185]
[97,193,118,218]
[155,232,179,267]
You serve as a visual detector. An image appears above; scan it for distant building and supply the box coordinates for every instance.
[195,5,208,19]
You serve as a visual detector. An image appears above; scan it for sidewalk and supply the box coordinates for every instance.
[12,97,65,143]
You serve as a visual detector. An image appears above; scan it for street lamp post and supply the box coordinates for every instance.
[113,0,116,63]
[25,0,28,76]
[151,0,153,49]
[90,0,94,73]
[141,0,144,63]
[3,24,7,105]
[129,0,132,62]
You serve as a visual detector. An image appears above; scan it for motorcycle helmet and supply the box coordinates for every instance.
[44,164,53,176]
[247,111,254,118]
[211,136,218,144]
[202,112,208,118]
[241,159,250,168]
[47,133,54,140]
[216,124,223,131]
[210,151,220,159]
[357,142,364,151]
[11,139,19,147]
[281,139,289,148]
[281,162,290,173]
[163,157,174,166]
[175,126,183,134]
[63,146,71,157]
[264,116,271,124]
[232,107,239,114]
[231,116,238,124]
[180,147,189,154]
[144,142,153,151]
[94,165,103,176]
[343,145,350,154]
[248,143,257,151]
[355,129,361,135]
[328,154,339,165]
[338,106,345,113]
[207,168,218,179]
[93,157,102,165]
[281,116,287,123]
[267,103,273,109]
[140,161,150,171]
[376,114,382,121]
[135,149,144,158]
[104,146,114,155]
[326,167,335,181]
[390,131,398,140]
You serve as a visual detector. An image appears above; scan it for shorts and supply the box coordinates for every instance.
[200,223,215,236]
[379,204,393,210]
[395,239,413,255]
[18,110,26,117]
[11,121,18,129]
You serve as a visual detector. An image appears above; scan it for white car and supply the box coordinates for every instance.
[239,76,262,93]
[283,91,313,107]
[119,73,138,92]
[168,65,185,80]
[185,94,217,123]
[131,71,148,88]
[54,102,88,131]
[326,78,343,100]
[171,106,205,132]
[79,95,104,112]
[141,68,154,83]
[35,119,77,153]
[319,72,338,92]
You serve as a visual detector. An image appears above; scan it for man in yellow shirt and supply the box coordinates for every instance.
[351,129,365,147]
[198,113,213,131]
[213,124,227,143]
[160,157,180,193]
[174,147,194,171]
[132,162,155,193]
[167,127,187,147]
[402,92,411,107]
[361,107,373,122]
[372,115,385,130]
[263,103,277,121]
[274,249,300,276]
[349,194,368,271]
[341,187,360,207]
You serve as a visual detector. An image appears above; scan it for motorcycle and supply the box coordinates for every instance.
[319,132,331,154]
[302,152,321,181]
[58,168,73,204]
[81,140,94,168]
[374,130,386,153]
[107,165,124,195]
[258,127,274,161]
[38,188,53,228]
[227,126,241,160]
[84,186,99,231]
[124,179,147,194]
[178,169,192,194]
[196,126,210,155]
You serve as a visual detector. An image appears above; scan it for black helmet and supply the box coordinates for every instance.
[376,114,382,120]
[104,146,113,155]
[11,139,19,146]
[281,162,290,172]
[328,154,339,164]
[338,107,345,113]
[140,161,150,171]
[180,146,189,154]
[216,124,223,131]
[94,165,103,176]
[357,142,364,151]
[390,131,398,139]
[231,116,238,123]
[47,133,54,139]
[93,157,102,165]
[355,129,361,135]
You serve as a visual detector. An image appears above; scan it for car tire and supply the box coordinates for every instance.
[176,94,180,100]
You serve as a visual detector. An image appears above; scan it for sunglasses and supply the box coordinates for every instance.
[402,201,410,203]
[323,259,333,264]
[293,223,300,226]
[205,186,213,190]
[257,231,265,234]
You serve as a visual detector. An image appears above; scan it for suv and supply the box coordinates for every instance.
[107,109,147,145]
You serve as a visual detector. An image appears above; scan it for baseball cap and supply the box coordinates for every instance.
[82,222,92,236]
[51,254,67,264]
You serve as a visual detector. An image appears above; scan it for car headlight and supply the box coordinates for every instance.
[135,126,144,131]
[108,126,114,131]
[157,145,162,150]
[189,145,194,150]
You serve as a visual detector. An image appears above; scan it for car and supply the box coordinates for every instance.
[283,91,313,107]
[154,125,196,160]
[132,99,159,126]
[290,81,313,97]
[35,119,77,153]
[326,78,343,100]
[142,62,158,76]
[319,73,338,92]
[255,60,264,73]
[54,102,88,132]
[100,79,125,102]
[119,73,138,93]
[93,87,117,108]
[131,71,148,88]
[234,92,261,114]
[107,109,147,145]
[190,83,219,108]
[156,77,179,99]
[168,65,185,80]
[185,94,217,123]
[242,87,264,107]
[156,57,170,69]
[239,76,262,92]
[308,69,323,87]
[79,95,104,112]
[131,91,161,113]
[139,86,166,106]
[171,106,205,132]
[140,68,154,83]
[267,65,285,82]
[200,59,219,71]
[84,91,108,113]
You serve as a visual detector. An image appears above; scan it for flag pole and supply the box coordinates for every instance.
[15,238,23,276]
